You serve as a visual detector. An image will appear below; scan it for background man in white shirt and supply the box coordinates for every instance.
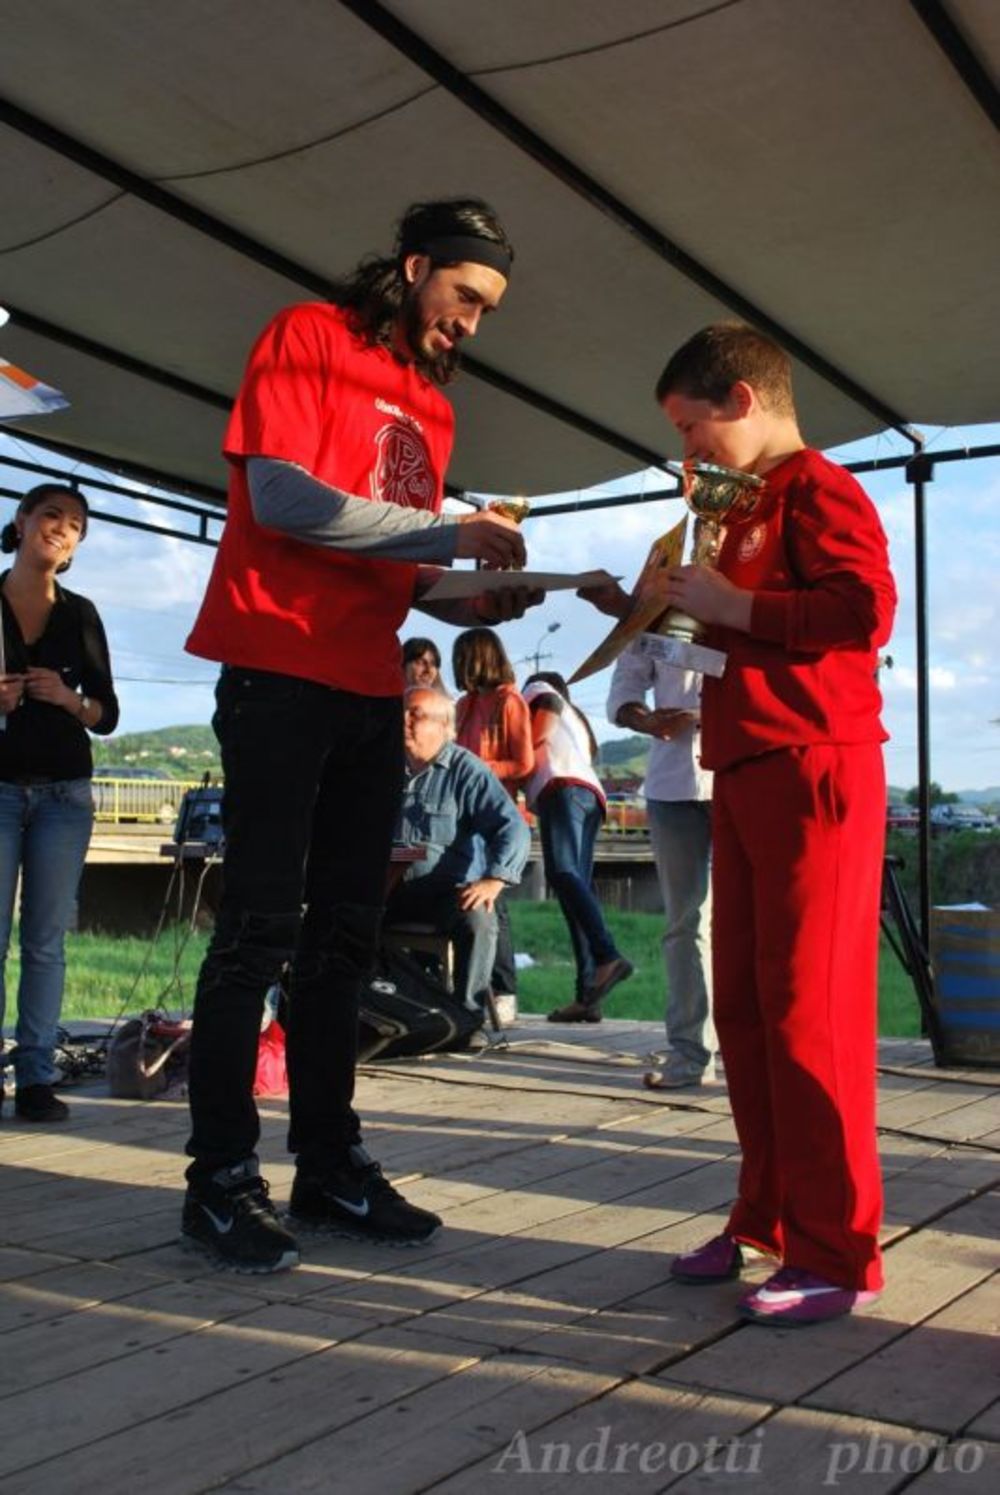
[607,640,714,1087]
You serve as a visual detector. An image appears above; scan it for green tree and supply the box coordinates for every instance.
[905,781,958,807]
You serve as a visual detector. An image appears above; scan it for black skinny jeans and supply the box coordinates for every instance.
[185,667,403,1180]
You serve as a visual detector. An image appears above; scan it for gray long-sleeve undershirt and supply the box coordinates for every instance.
[246,457,460,564]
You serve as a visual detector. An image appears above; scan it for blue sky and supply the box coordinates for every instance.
[1,418,997,794]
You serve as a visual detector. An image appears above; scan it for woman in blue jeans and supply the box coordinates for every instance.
[523,673,632,1022]
[0,485,119,1121]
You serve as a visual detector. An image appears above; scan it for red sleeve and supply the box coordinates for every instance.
[223,305,336,471]
[750,470,897,652]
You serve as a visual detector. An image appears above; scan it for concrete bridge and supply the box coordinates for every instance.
[80,827,663,935]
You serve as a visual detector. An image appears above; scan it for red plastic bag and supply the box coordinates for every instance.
[253,1019,288,1097]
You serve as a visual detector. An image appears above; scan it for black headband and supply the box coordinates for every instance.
[411,234,512,279]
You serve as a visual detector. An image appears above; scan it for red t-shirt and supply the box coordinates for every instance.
[700,448,897,771]
[186,303,455,695]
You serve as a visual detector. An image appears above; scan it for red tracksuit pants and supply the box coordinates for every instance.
[712,742,885,1290]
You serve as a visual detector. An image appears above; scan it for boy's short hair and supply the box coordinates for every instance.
[655,322,795,416]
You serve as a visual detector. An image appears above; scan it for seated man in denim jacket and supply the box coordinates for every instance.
[388,686,530,1013]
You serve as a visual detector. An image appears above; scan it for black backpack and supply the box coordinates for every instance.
[358,945,484,1061]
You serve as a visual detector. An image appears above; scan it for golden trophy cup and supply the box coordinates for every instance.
[640,461,764,678]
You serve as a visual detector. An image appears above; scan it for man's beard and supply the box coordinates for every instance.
[400,292,460,383]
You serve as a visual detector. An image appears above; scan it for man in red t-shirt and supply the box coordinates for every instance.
[654,324,897,1326]
[181,199,535,1273]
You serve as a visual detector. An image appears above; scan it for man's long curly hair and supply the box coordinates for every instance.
[331,198,513,387]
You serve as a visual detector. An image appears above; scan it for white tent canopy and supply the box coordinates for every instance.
[1,0,997,503]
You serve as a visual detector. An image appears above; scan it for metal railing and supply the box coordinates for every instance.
[92,777,205,825]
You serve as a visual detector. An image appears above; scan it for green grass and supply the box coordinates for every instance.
[11,903,920,1037]
[12,927,211,1024]
[509,902,922,1038]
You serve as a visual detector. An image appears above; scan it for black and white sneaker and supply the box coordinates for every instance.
[181,1157,300,1273]
[289,1143,442,1245]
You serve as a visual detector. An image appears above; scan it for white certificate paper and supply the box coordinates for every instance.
[421,567,618,602]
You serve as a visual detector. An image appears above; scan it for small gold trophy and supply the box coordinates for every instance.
[640,461,764,678]
[486,495,530,568]
[488,495,530,524]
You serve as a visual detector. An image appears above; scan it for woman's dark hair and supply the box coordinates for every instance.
[402,636,442,669]
[524,670,600,763]
[1,483,89,572]
[332,197,514,387]
[452,627,515,692]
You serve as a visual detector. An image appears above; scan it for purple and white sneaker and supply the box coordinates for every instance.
[739,1267,880,1326]
[670,1232,744,1284]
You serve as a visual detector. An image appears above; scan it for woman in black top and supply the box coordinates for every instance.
[0,484,119,1122]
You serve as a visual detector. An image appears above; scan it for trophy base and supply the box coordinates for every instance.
[638,631,727,678]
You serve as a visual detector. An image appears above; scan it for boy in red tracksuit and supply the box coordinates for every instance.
[656,323,897,1326]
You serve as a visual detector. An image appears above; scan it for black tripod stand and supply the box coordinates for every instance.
[881,854,944,1063]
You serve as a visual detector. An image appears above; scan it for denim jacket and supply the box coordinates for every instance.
[398,742,530,886]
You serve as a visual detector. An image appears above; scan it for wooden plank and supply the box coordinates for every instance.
[0,1277,293,1398]
[393,1172,742,1354]
[804,1274,1000,1434]
[0,1108,186,1171]
[882,1166,1000,1245]
[0,1302,410,1482]
[962,1393,998,1441]
[877,1039,936,1066]
[205,1354,622,1495]
[418,1378,772,1493]
[0,1247,77,1282]
[905,1441,1000,1494]
[511,1298,741,1378]
[877,1083,998,1132]
[909,1095,1000,1143]
[965,1399,1000,1441]
[880,1143,1000,1193]
[664,1405,939,1494]
[0,1260,192,1334]
[2,1326,488,1495]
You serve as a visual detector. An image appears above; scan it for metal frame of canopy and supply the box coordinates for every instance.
[6,0,992,494]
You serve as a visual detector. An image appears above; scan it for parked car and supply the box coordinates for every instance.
[92,766,184,824]
[886,804,920,832]
[930,804,996,833]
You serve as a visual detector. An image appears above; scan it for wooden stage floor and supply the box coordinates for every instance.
[1,1020,998,1493]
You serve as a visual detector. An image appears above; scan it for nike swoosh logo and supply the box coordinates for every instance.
[331,1195,371,1218]
[754,1285,842,1305]
[200,1204,234,1234]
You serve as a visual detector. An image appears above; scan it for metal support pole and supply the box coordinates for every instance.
[905,444,935,944]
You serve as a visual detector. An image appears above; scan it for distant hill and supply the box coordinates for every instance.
[90,725,999,804]
[596,734,650,782]
[889,784,1000,810]
[92,724,221,780]
[958,786,1000,808]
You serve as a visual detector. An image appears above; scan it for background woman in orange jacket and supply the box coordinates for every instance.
[453,628,533,1010]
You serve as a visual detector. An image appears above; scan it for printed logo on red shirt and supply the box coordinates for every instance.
[737,522,767,563]
[371,420,435,508]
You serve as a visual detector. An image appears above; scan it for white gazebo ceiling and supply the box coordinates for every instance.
[0,0,997,504]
